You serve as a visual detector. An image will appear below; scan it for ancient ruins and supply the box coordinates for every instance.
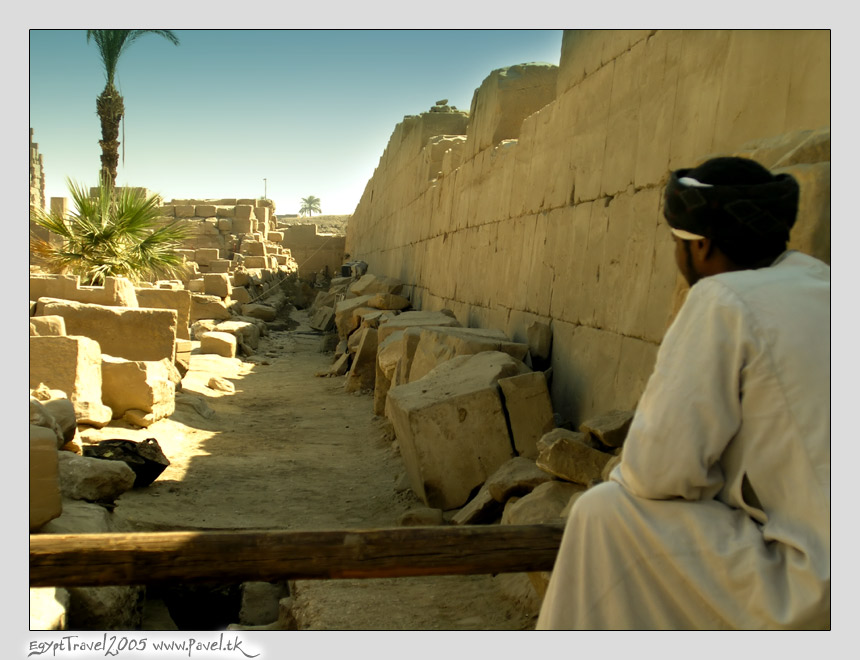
[29,29,830,631]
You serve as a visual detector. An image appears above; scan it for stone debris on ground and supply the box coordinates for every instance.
[28,256,635,631]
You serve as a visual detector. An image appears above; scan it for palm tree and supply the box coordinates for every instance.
[299,195,322,216]
[30,178,190,286]
[86,29,180,189]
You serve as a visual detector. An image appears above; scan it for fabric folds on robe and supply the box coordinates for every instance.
[537,251,830,630]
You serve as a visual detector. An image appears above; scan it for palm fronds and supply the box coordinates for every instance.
[30,179,190,286]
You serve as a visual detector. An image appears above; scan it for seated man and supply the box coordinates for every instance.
[537,157,830,630]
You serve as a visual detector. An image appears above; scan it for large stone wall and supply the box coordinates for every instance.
[345,29,831,426]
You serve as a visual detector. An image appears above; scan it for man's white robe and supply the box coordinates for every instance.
[537,251,830,630]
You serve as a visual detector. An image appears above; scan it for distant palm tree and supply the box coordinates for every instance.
[30,179,190,286]
[86,29,180,189]
[299,195,322,217]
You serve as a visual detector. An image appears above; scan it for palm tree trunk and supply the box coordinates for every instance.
[96,83,124,189]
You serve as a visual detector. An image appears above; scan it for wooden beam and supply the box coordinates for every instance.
[30,524,565,588]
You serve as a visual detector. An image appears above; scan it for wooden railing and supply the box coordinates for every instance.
[30,524,565,587]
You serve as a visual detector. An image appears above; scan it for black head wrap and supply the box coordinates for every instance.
[663,157,800,257]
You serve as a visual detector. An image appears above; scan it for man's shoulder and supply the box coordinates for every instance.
[708,250,829,296]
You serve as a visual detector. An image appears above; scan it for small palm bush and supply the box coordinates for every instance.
[30,179,190,285]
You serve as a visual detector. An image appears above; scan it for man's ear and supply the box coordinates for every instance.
[699,237,716,260]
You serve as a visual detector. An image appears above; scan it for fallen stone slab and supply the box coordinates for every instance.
[30,336,113,427]
[190,294,232,322]
[101,356,176,421]
[407,326,530,383]
[502,480,586,525]
[30,398,65,449]
[386,351,531,510]
[136,288,192,340]
[37,299,178,363]
[344,327,378,393]
[398,507,445,526]
[376,310,461,344]
[40,397,78,446]
[30,315,66,337]
[366,293,411,311]
[57,451,136,503]
[579,409,635,449]
[242,303,278,321]
[526,320,553,362]
[215,320,261,350]
[309,305,335,332]
[535,428,614,486]
[485,456,555,503]
[449,485,503,525]
[200,331,238,358]
[498,371,555,459]
[334,294,375,338]
[347,273,404,297]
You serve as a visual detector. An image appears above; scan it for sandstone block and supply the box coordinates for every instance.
[231,286,252,304]
[216,320,261,350]
[235,205,254,221]
[209,258,231,273]
[29,336,112,427]
[242,240,267,257]
[191,294,232,321]
[101,356,176,420]
[449,485,503,525]
[408,326,530,384]
[578,409,635,449]
[57,451,136,502]
[187,278,204,293]
[41,397,78,445]
[366,293,411,311]
[242,303,277,321]
[335,295,374,338]
[268,231,284,243]
[37,299,178,363]
[485,456,555,502]
[30,315,66,336]
[536,428,613,486]
[398,507,445,526]
[204,272,233,298]
[194,248,220,266]
[498,371,556,459]
[136,288,192,340]
[309,306,335,332]
[196,204,217,216]
[233,217,254,234]
[30,428,62,531]
[200,331,237,358]
[344,327,378,393]
[500,480,585,525]
[174,205,195,218]
[347,273,404,297]
[386,351,531,510]
[216,206,236,218]
[30,398,65,448]
[243,256,267,268]
[376,310,462,344]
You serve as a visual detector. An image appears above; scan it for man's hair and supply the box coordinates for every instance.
[664,157,800,268]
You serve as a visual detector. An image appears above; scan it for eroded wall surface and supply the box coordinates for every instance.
[343,30,829,425]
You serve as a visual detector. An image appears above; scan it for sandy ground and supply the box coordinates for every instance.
[82,309,538,631]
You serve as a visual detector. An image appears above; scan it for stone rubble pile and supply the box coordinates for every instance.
[28,199,309,629]
[311,268,636,606]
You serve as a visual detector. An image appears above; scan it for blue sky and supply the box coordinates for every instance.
[30,29,563,216]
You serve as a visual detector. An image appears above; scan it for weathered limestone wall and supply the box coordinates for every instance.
[29,275,140,308]
[345,29,831,426]
[281,224,347,279]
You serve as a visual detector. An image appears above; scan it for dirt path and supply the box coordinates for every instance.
[82,309,537,630]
